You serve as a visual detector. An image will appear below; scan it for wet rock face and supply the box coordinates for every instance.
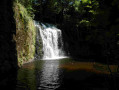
[35,26,43,59]
[0,0,17,89]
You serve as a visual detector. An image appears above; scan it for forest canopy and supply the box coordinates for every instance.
[16,0,119,63]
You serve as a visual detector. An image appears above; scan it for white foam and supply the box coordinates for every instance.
[35,21,66,60]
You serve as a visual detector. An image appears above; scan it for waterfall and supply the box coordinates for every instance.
[35,21,65,60]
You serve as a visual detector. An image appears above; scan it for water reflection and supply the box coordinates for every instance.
[38,60,60,90]
[17,58,118,90]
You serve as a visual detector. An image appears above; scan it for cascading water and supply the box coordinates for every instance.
[35,21,65,60]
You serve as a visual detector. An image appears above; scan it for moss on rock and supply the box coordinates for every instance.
[13,1,36,66]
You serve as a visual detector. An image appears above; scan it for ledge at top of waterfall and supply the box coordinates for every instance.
[35,21,68,60]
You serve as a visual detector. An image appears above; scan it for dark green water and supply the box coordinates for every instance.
[16,58,119,90]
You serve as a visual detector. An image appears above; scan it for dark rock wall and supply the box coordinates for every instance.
[35,26,43,59]
[0,0,17,89]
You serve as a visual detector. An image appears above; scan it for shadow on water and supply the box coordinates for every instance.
[16,58,119,90]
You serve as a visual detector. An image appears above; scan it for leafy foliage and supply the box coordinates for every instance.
[16,0,35,18]
[33,0,119,62]
[13,1,36,66]
[12,0,119,63]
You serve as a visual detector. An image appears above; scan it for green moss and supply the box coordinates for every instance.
[13,1,36,66]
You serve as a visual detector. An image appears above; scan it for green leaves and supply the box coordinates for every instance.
[13,1,36,66]
[15,0,35,18]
